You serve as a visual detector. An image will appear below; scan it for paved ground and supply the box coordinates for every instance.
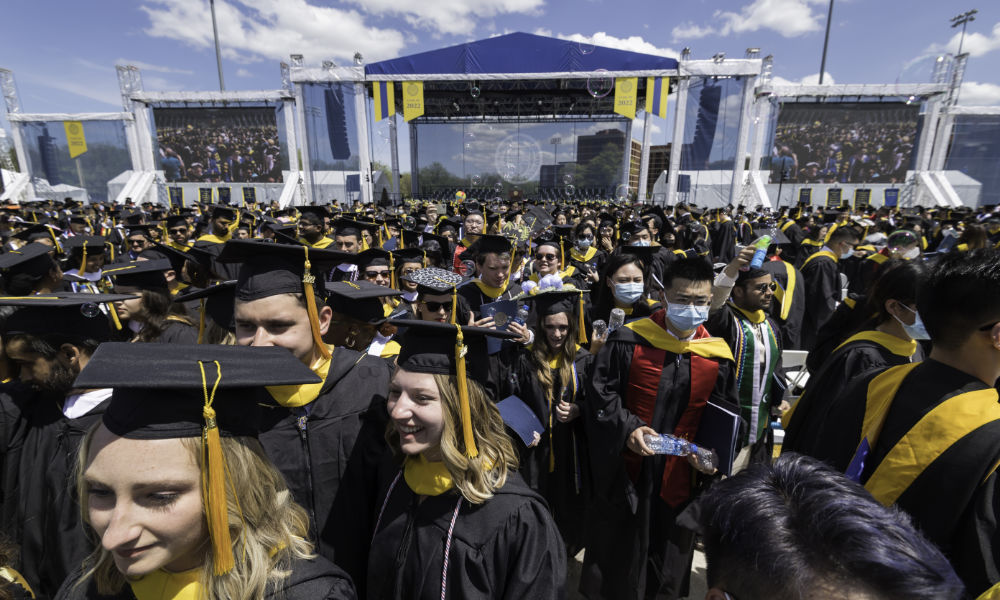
[565,548,708,599]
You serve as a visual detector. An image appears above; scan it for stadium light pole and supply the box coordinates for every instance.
[818,0,834,84]
[210,0,226,91]
[950,9,978,56]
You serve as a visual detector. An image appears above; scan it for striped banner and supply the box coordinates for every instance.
[373,81,395,122]
[644,77,669,119]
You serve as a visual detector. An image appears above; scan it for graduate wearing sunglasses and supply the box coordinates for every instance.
[707,247,784,464]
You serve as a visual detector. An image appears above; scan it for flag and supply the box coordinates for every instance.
[373,81,395,122]
[402,81,424,122]
[613,77,638,120]
[64,121,87,158]
[644,77,669,119]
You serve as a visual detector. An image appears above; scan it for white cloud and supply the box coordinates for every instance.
[543,31,679,58]
[958,81,1000,106]
[140,0,408,64]
[26,76,121,108]
[342,0,544,37]
[670,22,717,42]
[925,21,1000,59]
[235,68,253,78]
[115,59,195,75]
[673,0,825,41]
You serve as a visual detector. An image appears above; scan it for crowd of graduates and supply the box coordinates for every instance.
[0,191,998,600]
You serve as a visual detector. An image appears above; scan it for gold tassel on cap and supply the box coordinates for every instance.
[302,247,332,360]
[453,325,478,458]
[78,240,89,276]
[577,291,588,344]
[198,360,234,575]
[389,252,396,290]
[449,286,458,325]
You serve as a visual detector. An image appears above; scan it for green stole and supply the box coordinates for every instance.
[729,303,780,445]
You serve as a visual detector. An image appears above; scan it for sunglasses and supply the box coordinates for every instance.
[535,253,558,261]
[750,282,778,293]
[364,270,391,279]
[423,300,453,312]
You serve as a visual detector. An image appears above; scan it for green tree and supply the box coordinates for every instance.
[576,143,623,188]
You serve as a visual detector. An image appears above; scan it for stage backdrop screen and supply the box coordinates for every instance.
[770,102,918,185]
[153,107,283,183]
[413,120,628,199]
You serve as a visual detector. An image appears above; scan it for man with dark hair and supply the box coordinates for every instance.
[298,206,333,248]
[815,249,1000,597]
[583,256,738,600]
[800,226,860,350]
[456,234,518,318]
[708,246,784,463]
[699,453,965,600]
[0,294,128,597]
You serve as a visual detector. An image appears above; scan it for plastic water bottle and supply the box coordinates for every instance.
[609,308,626,332]
[643,433,719,473]
[749,235,771,269]
[514,305,529,326]
[592,319,608,341]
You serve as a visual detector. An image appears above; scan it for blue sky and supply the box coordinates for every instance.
[2,0,998,173]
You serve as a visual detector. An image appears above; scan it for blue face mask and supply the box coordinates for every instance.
[840,248,854,260]
[895,306,930,341]
[631,239,651,247]
[613,282,644,305]
[666,302,710,332]
[576,238,593,250]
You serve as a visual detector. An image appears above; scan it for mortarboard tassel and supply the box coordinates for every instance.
[302,247,332,360]
[453,325,478,458]
[577,291,588,344]
[78,240,89,276]
[449,286,458,325]
[389,252,397,290]
[198,360,234,575]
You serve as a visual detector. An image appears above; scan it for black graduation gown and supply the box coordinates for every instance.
[455,280,518,318]
[581,323,738,600]
[367,467,566,600]
[502,346,594,551]
[154,320,199,344]
[53,553,357,599]
[7,391,107,597]
[567,246,607,278]
[0,382,33,545]
[258,347,390,594]
[761,259,806,350]
[710,220,738,264]
[800,253,841,351]
[804,294,866,373]
[857,360,1000,596]
[782,334,917,464]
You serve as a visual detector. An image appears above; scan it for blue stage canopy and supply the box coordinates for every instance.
[365,32,678,79]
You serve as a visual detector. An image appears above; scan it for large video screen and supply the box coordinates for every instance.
[413,121,628,198]
[153,107,283,183]
[770,102,918,184]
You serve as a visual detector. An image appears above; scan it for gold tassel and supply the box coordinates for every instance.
[559,238,565,271]
[389,253,396,289]
[198,360,234,575]
[302,247,331,360]
[197,299,206,344]
[79,240,89,276]
[449,286,458,325]
[454,326,478,458]
[107,300,123,330]
[577,291,588,344]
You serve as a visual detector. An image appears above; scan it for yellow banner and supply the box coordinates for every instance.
[613,77,638,120]
[64,121,87,158]
[402,81,424,122]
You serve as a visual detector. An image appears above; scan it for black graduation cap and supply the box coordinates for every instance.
[391,320,518,457]
[436,217,461,233]
[402,267,462,296]
[163,214,189,229]
[62,235,107,253]
[0,292,137,342]
[400,229,423,249]
[0,243,55,274]
[299,205,330,221]
[140,243,197,273]
[125,224,157,238]
[333,217,377,238]
[620,244,659,264]
[217,240,350,360]
[73,341,320,576]
[352,248,391,269]
[420,231,454,259]
[619,220,649,239]
[325,280,402,324]
[12,224,62,245]
[209,204,238,221]
[174,281,237,336]
[517,286,589,343]
[466,234,512,257]
[104,259,173,292]
[391,248,426,267]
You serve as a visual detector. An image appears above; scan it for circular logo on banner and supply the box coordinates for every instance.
[67,123,80,134]
[407,84,419,97]
[621,79,633,92]
[494,133,542,184]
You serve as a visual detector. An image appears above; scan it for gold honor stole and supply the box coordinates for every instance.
[801,249,838,268]
[569,245,597,263]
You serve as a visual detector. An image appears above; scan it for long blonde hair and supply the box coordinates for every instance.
[387,374,518,504]
[75,428,315,599]
[529,311,579,409]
